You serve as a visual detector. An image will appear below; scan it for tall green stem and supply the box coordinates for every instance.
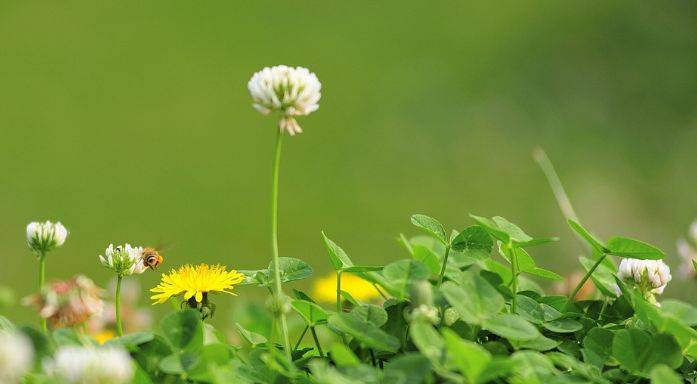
[437,245,451,286]
[38,252,47,333]
[115,274,123,336]
[509,244,518,313]
[310,326,324,357]
[271,129,291,358]
[569,253,606,301]
[336,271,342,313]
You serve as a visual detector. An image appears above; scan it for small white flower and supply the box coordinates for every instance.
[617,258,672,294]
[99,244,147,276]
[248,65,321,135]
[26,221,68,253]
[0,330,33,384]
[45,346,133,384]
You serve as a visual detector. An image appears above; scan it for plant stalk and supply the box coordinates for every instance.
[38,252,47,333]
[569,253,606,301]
[336,271,342,313]
[310,326,324,357]
[598,299,609,321]
[115,274,123,336]
[509,244,518,313]
[437,245,451,286]
[270,129,291,358]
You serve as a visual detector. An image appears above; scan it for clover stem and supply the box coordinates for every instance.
[509,244,518,313]
[38,251,47,334]
[372,283,387,300]
[115,274,123,336]
[336,271,342,313]
[569,253,606,301]
[437,245,451,286]
[293,325,309,351]
[270,129,291,358]
[310,326,324,357]
[598,299,609,321]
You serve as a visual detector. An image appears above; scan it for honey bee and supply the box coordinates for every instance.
[142,247,164,270]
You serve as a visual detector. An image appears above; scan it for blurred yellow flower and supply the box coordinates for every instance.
[92,330,115,345]
[150,264,244,304]
[312,273,380,302]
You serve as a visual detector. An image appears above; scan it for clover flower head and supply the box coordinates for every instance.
[617,258,672,295]
[23,275,103,329]
[0,330,33,384]
[26,221,68,253]
[99,244,147,276]
[45,346,133,384]
[248,65,321,135]
[150,264,245,304]
[677,220,697,279]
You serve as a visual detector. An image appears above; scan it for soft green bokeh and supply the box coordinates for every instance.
[2,0,696,325]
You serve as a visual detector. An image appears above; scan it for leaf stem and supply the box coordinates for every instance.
[509,244,518,313]
[336,271,342,313]
[38,252,47,334]
[372,283,387,300]
[569,253,606,301]
[437,245,451,286]
[310,326,324,357]
[270,129,291,358]
[293,326,309,351]
[598,299,609,321]
[115,274,123,336]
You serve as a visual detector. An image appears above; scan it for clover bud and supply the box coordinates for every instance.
[406,281,439,324]
[443,307,460,326]
[26,221,68,254]
[265,294,291,316]
[409,304,440,325]
[410,280,434,307]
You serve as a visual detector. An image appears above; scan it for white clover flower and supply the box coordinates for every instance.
[99,244,147,276]
[248,65,321,136]
[26,221,68,254]
[617,258,672,295]
[45,346,133,384]
[0,330,33,384]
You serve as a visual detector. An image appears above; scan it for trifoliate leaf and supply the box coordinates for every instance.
[410,214,447,244]
[606,237,665,260]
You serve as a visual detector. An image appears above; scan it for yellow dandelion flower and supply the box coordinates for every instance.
[150,264,244,304]
[91,330,115,345]
[312,272,381,302]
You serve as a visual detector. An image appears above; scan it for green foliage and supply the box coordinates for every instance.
[8,212,695,383]
[410,214,447,244]
[606,237,666,260]
[241,257,313,287]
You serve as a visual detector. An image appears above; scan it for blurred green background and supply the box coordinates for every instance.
[2,0,697,325]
